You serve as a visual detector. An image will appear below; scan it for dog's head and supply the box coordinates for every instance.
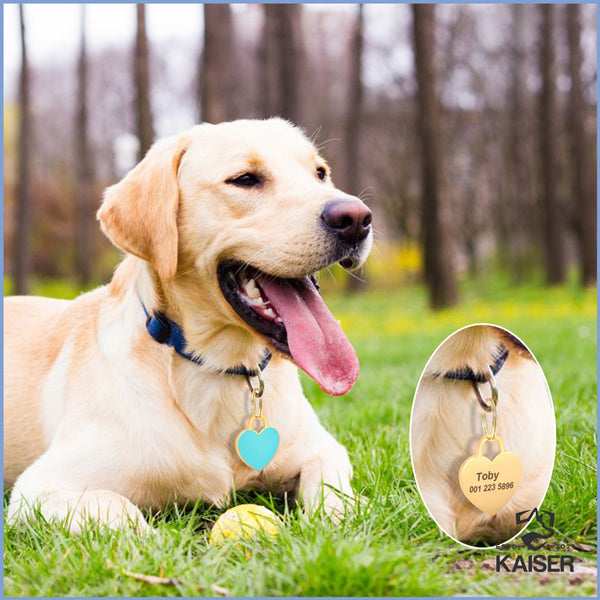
[98,119,372,395]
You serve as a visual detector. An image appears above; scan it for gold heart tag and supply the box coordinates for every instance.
[459,436,522,515]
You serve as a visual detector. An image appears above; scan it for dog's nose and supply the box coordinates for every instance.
[321,199,372,245]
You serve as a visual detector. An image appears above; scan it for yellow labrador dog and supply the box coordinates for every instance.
[411,325,555,545]
[4,118,372,532]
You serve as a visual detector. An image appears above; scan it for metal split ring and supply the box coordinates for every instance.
[477,365,498,439]
[471,364,499,412]
[245,364,265,417]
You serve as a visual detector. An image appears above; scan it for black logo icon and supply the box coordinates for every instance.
[494,508,576,572]
[517,508,554,550]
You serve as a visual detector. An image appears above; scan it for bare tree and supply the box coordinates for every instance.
[260,5,305,124]
[13,5,32,295]
[538,5,566,285]
[412,4,458,309]
[201,4,236,123]
[134,4,154,160]
[74,5,94,286]
[344,4,367,291]
[566,5,596,285]
[344,4,365,199]
[506,4,533,281]
[259,6,277,118]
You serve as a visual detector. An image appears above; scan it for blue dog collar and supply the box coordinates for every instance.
[140,301,271,377]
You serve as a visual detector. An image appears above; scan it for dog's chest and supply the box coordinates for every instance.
[126,418,298,509]
[115,408,223,508]
[124,373,303,508]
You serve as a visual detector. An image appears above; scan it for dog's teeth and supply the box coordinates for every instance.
[249,296,266,308]
[245,279,261,299]
[264,308,277,319]
[275,316,283,323]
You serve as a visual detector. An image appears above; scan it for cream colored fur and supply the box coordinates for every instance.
[410,325,556,545]
[4,119,371,532]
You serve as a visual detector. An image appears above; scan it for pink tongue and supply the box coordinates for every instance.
[256,276,359,395]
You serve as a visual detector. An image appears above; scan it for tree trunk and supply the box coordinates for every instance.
[134,4,154,160]
[566,4,596,285]
[74,5,94,287]
[538,5,566,285]
[260,5,305,125]
[412,5,458,309]
[259,6,277,118]
[344,4,366,292]
[506,4,532,282]
[13,5,32,295]
[344,4,365,201]
[201,4,236,123]
[463,178,478,279]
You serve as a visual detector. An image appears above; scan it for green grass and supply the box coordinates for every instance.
[3,275,94,299]
[4,278,597,596]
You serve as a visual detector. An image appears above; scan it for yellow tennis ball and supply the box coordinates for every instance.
[209,504,281,545]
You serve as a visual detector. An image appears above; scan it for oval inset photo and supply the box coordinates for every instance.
[410,324,556,547]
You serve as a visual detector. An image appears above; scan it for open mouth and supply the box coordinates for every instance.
[217,260,359,396]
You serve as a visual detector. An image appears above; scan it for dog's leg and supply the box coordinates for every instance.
[297,433,354,520]
[7,451,151,534]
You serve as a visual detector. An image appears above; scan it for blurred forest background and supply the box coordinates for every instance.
[3,3,597,309]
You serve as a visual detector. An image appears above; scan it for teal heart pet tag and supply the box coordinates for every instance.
[236,416,280,471]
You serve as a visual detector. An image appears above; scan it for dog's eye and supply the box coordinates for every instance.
[316,167,327,181]
[226,173,262,188]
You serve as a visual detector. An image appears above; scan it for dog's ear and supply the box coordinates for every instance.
[97,135,190,282]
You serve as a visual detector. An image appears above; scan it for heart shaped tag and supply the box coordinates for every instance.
[236,416,280,471]
[459,436,522,515]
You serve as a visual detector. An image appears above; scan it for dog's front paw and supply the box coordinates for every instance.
[298,441,355,522]
[9,489,153,534]
[299,481,356,523]
[72,490,153,534]
[324,486,356,522]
